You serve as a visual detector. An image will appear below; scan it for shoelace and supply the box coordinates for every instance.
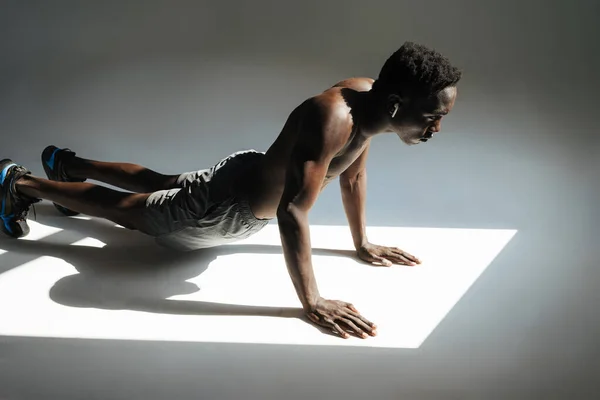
[13,197,37,222]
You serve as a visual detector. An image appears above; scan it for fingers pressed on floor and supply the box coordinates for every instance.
[348,314,374,334]
[331,323,349,339]
[341,318,367,338]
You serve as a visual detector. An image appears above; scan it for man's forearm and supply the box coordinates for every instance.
[277,205,320,310]
[340,170,368,250]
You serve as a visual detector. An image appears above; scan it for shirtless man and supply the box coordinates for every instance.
[0,42,461,339]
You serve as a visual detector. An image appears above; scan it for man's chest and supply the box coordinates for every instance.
[323,139,369,183]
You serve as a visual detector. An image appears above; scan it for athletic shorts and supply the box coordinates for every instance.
[139,150,270,251]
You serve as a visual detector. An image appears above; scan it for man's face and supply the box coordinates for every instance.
[393,86,457,145]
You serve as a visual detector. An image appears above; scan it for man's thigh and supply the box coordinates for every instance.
[139,149,268,251]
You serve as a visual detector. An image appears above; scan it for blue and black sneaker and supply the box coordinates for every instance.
[41,145,85,216]
[0,159,39,238]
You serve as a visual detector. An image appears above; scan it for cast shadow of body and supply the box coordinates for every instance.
[0,204,358,330]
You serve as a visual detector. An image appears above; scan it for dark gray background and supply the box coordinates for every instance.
[1,1,598,399]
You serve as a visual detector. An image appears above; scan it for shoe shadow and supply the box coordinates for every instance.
[0,203,358,336]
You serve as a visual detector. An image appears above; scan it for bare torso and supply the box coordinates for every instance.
[237,77,375,219]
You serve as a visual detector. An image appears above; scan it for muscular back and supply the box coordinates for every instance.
[243,77,374,219]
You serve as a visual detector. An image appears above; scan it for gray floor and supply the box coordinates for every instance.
[1,1,598,399]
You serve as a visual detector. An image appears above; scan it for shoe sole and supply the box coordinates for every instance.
[0,159,30,238]
[41,146,81,216]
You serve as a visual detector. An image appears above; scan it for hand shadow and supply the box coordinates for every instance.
[0,203,361,337]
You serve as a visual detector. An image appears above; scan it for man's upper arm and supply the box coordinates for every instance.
[278,107,347,214]
[278,140,332,214]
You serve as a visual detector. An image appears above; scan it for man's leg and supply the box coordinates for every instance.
[16,175,150,231]
[43,146,181,193]
[64,155,181,193]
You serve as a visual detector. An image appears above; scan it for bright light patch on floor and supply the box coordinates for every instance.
[70,216,92,221]
[0,221,516,348]
[70,237,106,248]
[19,220,62,241]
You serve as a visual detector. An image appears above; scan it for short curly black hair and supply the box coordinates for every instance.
[372,41,462,97]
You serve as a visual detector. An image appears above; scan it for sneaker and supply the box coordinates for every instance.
[0,159,39,238]
[41,145,85,216]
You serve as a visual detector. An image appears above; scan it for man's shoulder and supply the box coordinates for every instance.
[304,90,351,128]
[317,76,374,118]
[299,77,373,117]
[330,77,375,92]
[292,93,353,156]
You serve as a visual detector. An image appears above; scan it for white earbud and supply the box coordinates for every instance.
[391,103,399,118]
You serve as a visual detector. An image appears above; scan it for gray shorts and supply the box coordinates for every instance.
[139,150,271,251]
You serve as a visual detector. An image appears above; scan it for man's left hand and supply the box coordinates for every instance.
[357,242,421,267]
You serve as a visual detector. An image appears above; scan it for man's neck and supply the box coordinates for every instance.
[345,90,391,138]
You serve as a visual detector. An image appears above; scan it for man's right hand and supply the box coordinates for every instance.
[305,297,377,339]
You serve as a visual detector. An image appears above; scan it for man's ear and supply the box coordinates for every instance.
[387,94,403,118]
